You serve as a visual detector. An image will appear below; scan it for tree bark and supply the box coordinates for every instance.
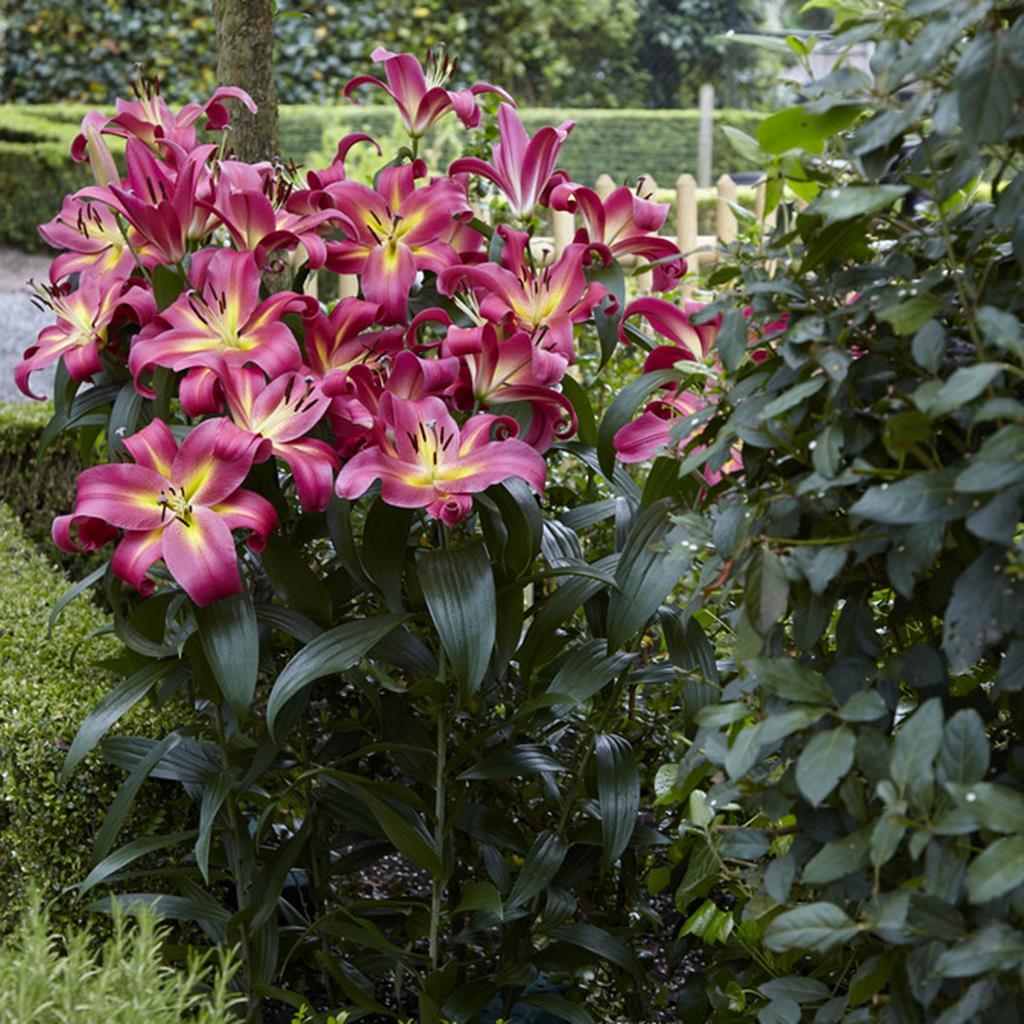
[212,0,278,164]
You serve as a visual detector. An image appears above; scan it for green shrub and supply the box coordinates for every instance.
[0,502,189,932]
[0,895,241,1023]
[0,400,82,556]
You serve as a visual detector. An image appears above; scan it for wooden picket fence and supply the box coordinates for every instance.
[315,171,775,300]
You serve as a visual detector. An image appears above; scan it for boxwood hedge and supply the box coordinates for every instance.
[0,406,189,932]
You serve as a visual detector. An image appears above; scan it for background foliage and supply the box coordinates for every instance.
[0,0,770,109]
[0,497,189,932]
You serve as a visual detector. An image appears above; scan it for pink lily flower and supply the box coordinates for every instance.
[223,368,339,511]
[83,140,217,265]
[344,47,509,139]
[446,324,575,450]
[38,189,158,284]
[16,274,153,399]
[335,394,546,526]
[449,104,574,219]
[129,248,315,396]
[410,308,573,450]
[303,297,401,382]
[618,297,721,364]
[614,387,742,486]
[53,417,277,606]
[324,162,470,323]
[200,161,345,270]
[71,81,257,160]
[438,226,604,363]
[550,182,687,291]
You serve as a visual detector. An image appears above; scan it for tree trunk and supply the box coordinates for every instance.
[212,0,278,164]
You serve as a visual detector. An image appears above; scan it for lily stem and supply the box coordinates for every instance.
[429,648,447,974]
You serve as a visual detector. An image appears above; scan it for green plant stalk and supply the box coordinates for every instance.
[428,647,447,975]
[214,705,258,1024]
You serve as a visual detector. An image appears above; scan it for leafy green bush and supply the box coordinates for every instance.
[0,400,82,556]
[0,501,189,932]
[0,895,241,1022]
[621,1,1024,1018]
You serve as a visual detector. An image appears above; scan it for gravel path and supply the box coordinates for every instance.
[0,246,57,404]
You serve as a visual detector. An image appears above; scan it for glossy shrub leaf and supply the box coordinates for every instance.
[419,541,495,696]
[606,499,691,650]
[266,615,408,739]
[746,548,790,634]
[966,836,1024,904]
[595,734,640,870]
[938,710,990,785]
[795,727,855,806]
[756,104,864,154]
[749,658,832,705]
[945,782,1024,834]
[195,589,259,722]
[764,902,860,953]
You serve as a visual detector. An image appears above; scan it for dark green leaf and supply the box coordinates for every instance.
[459,745,565,780]
[546,922,643,976]
[80,830,195,895]
[749,658,832,704]
[851,468,970,525]
[261,534,333,624]
[943,547,1022,672]
[813,185,909,223]
[912,320,946,373]
[195,589,259,722]
[746,549,790,635]
[938,710,990,785]
[595,734,640,869]
[360,500,412,611]
[796,727,855,806]
[934,923,1024,977]
[763,902,860,953]
[507,831,568,908]
[717,307,748,373]
[945,782,1024,834]
[151,264,186,311]
[93,733,180,861]
[890,698,944,797]
[606,500,692,649]
[266,615,408,739]
[63,660,177,778]
[966,836,1024,903]
[419,542,495,695]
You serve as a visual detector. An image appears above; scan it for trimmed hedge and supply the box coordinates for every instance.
[0,501,192,932]
[0,399,82,559]
[0,103,763,250]
[0,404,190,932]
